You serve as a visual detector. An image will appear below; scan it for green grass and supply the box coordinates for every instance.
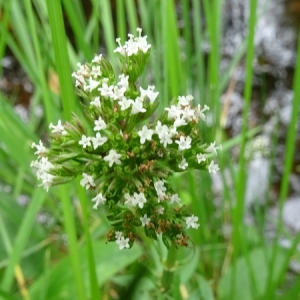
[0,0,300,299]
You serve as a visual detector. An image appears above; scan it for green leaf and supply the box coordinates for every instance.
[218,246,286,300]
[197,275,214,300]
[29,241,142,299]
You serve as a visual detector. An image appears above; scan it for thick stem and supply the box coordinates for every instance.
[161,245,178,293]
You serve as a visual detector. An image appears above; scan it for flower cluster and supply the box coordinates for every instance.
[31,28,221,250]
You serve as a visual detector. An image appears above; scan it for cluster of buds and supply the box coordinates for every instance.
[31,28,221,250]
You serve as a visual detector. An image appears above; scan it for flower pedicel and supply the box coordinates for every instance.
[31,28,221,250]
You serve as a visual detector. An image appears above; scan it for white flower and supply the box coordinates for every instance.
[104,149,122,167]
[114,37,126,56]
[140,214,151,226]
[91,133,108,149]
[195,104,209,121]
[140,86,159,103]
[116,236,130,250]
[165,105,182,119]
[115,231,123,240]
[206,142,222,156]
[79,135,91,148]
[175,136,192,151]
[118,97,133,110]
[31,140,47,156]
[118,74,129,90]
[208,160,220,174]
[85,77,99,92]
[196,153,207,163]
[179,158,188,170]
[170,194,181,205]
[131,98,146,115]
[155,123,173,147]
[92,54,102,63]
[138,125,154,144]
[182,107,195,121]
[173,117,187,128]
[178,95,193,106]
[39,173,55,192]
[49,120,67,135]
[31,157,54,181]
[80,173,95,190]
[90,65,102,77]
[124,193,134,206]
[156,206,164,215]
[90,96,101,107]
[135,28,151,53]
[94,117,107,131]
[72,73,85,88]
[185,215,199,229]
[112,85,125,100]
[133,192,147,208]
[91,193,106,209]
[98,82,114,97]
[154,180,166,201]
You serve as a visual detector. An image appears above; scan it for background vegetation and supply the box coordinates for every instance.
[0,0,300,299]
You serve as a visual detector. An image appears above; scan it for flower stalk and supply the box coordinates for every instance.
[161,245,178,293]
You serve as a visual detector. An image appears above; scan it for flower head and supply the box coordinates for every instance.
[31,28,221,250]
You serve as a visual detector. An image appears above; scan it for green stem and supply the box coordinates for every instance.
[161,245,178,293]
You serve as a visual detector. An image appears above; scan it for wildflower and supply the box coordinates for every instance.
[140,86,159,103]
[165,105,182,119]
[111,86,125,100]
[80,173,95,190]
[169,194,181,205]
[104,149,122,167]
[116,236,130,250]
[179,157,188,170]
[118,74,129,90]
[31,140,47,156]
[131,98,146,115]
[156,206,164,215]
[178,95,193,106]
[185,215,199,229]
[90,65,101,77]
[79,135,91,148]
[206,142,222,156]
[154,180,166,201]
[91,193,106,209]
[138,125,154,144]
[196,153,206,163]
[85,77,99,92]
[94,117,107,131]
[98,82,114,98]
[31,28,222,250]
[133,192,147,208]
[90,96,101,107]
[91,133,108,149]
[140,214,151,226]
[92,54,102,63]
[49,120,67,135]
[124,193,134,206]
[195,104,209,121]
[39,173,55,192]
[208,160,220,174]
[115,231,123,240]
[175,136,192,151]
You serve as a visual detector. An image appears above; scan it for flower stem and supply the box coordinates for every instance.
[161,245,178,293]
